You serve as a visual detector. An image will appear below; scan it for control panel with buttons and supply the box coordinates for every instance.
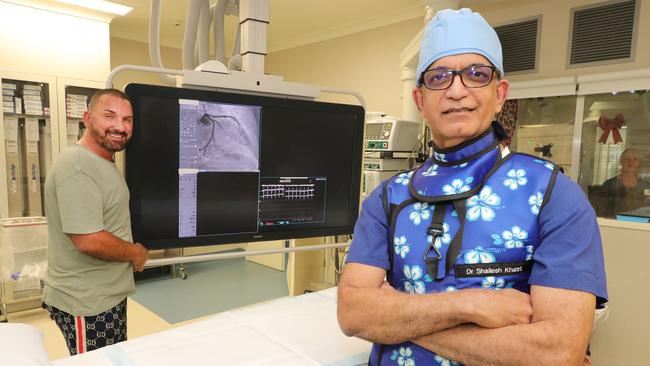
[364,117,420,152]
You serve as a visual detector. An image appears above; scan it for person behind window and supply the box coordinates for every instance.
[602,148,650,215]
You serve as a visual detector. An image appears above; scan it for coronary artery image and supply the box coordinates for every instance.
[179,99,260,172]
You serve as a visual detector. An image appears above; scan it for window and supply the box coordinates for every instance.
[507,96,578,174]
[578,91,650,218]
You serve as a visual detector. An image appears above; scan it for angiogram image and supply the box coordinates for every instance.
[197,101,260,172]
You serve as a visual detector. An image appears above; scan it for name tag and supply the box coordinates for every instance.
[455,261,533,278]
[644,189,650,196]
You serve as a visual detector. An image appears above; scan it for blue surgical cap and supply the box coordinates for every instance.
[415,8,503,86]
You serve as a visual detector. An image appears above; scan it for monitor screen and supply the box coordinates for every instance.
[124,83,365,249]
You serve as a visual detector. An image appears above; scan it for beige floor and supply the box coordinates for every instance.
[7,298,171,361]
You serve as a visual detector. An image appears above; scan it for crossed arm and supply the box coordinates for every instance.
[337,262,595,366]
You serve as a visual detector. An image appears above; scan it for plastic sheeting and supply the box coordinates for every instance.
[0,323,51,366]
[0,217,47,282]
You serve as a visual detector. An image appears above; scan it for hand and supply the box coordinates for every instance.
[466,288,533,328]
[131,243,149,272]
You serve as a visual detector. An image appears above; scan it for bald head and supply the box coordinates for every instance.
[88,88,131,113]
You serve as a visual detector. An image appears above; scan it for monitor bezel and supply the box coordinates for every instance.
[124,83,365,249]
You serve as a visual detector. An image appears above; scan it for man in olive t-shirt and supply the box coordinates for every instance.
[43,89,149,355]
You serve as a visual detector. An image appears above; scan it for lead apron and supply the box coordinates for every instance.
[369,129,559,366]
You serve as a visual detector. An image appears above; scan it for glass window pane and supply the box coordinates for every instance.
[2,78,52,218]
[578,91,650,218]
[508,96,577,174]
[64,85,97,148]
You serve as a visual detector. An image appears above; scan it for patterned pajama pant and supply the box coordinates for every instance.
[45,298,127,355]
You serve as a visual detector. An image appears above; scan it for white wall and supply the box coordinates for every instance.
[0,1,109,81]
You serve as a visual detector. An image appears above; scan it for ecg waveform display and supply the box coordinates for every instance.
[261,184,315,200]
[259,177,326,226]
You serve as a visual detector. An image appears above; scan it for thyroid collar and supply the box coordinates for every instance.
[409,127,502,203]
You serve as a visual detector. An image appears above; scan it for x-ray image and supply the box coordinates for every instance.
[193,101,260,172]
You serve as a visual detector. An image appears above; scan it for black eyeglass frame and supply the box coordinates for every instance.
[419,65,499,91]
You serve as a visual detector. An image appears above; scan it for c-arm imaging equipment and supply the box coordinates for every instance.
[107,1,363,277]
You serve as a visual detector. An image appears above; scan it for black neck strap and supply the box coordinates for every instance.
[423,204,447,281]
[423,199,467,281]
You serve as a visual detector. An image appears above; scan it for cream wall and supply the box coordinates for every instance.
[0,1,109,81]
[266,19,423,117]
[265,0,650,116]
[108,0,650,117]
[110,19,423,118]
[110,36,182,91]
[591,219,650,366]
[478,0,650,83]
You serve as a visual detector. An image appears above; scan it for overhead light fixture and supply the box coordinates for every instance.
[55,0,133,16]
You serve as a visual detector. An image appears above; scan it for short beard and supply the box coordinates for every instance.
[86,124,130,152]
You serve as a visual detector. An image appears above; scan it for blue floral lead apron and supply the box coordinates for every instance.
[369,128,560,366]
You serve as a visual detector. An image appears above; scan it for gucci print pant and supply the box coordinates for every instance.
[45,298,127,355]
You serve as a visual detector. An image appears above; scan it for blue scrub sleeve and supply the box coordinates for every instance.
[531,173,609,306]
[346,183,391,270]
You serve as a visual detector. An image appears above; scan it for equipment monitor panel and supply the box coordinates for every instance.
[125,83,365,249]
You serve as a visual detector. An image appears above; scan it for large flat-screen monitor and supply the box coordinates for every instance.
[124,83,365,249]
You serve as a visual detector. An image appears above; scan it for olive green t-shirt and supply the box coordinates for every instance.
[43,144,135,316]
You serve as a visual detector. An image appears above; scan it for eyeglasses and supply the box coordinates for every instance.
[420,65,498,90]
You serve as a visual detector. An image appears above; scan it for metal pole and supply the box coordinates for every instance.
[320,87,366,108]
[105,65,184,88]
[145,242,350,268]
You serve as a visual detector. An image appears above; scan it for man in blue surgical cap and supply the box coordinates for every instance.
[338,8,607,365]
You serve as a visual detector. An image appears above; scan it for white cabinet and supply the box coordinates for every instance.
[1,71,59,219]
[55,77,103,150]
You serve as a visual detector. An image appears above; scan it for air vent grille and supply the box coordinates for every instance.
[495,18,539,73]
[570,0,636,64]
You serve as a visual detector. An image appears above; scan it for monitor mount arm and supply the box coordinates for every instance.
[107,0,366,107]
